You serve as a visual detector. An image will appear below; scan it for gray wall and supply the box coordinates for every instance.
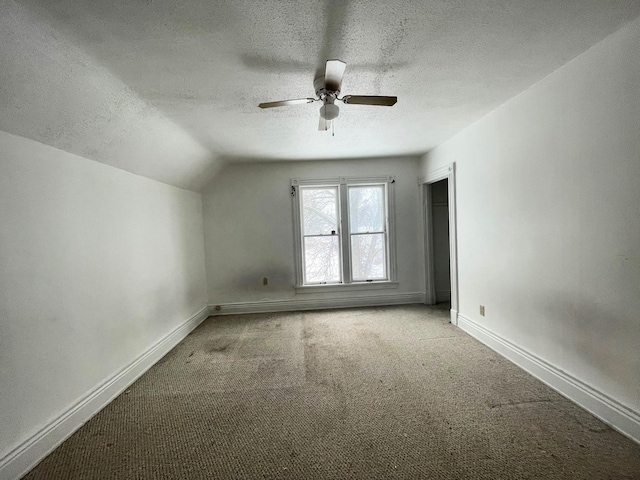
[0,131,208,460]
[420,17,640,413]
[202,157,424,306]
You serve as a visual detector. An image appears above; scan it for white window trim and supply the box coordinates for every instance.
[295,281,399,294]
[291,175,397,292]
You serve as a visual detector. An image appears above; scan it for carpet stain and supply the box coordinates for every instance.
[206,339,233,353]
[489,398,559,409]
[301,325,313,341]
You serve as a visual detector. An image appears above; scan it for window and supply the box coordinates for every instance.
[300,186,341,284]
[292,176,397,291]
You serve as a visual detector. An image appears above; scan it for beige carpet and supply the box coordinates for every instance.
[24,304,640,479]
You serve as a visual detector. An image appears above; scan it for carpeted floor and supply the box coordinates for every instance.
[24,304,640,479]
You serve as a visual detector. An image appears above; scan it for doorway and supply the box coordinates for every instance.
[430,179,451,307]
[421,163,458,325]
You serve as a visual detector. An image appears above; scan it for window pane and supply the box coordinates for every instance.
[349,185,385,233]
[304,236,341,283]
[302,187,338,236]
[351,233,386,280]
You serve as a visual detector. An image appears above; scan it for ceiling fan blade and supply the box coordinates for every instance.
[258,98,316,108]
[318,116,331,131]
[342,95,397,106]
[324,59,346,92]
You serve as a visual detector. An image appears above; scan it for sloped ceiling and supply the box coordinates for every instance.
[2,0,640,191]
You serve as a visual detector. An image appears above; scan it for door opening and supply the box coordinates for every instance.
[430,179,451,309]
[421,163,458,325]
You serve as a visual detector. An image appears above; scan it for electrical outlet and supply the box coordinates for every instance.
[480,305,485,316]
[263,277,268,286]
[215,305,221,311]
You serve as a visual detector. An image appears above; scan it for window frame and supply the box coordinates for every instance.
[291,175,398,293]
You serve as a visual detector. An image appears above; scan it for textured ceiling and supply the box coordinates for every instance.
[2,0,640,190]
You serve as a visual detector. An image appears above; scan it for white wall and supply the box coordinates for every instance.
[202,157,424,307]
[0,131,207,463]
[421,17,640,414]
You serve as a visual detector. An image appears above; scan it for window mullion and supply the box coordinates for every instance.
[339,182,352,284]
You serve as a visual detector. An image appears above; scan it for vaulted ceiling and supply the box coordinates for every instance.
[2,0,640,190]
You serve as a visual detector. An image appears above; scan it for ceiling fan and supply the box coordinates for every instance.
[258,59,397,131]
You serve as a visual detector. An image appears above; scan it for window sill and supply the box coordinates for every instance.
[295,281,399,294]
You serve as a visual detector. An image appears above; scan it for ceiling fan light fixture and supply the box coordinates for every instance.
[320,103,339,120]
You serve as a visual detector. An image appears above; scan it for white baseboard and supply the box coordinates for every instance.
[450,308,458,326]
[209,292,426,316]
[457,313,640,445]
[0,306,210,480]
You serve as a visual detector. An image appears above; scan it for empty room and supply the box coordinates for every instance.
[1,1,639,478]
